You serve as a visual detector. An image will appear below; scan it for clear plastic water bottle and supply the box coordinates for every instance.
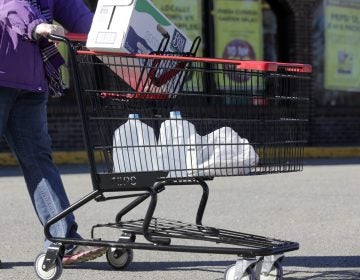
[158,111,199,178]
[113,113,159,172]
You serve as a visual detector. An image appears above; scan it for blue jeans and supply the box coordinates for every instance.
[0,87,81,250]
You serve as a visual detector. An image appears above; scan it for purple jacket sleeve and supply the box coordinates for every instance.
[0,0,45,41]
[53,0,93,34]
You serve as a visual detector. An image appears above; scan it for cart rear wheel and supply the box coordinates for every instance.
[106,248,133,270]
[259,261,283,280]
[34,253,62,280]
[224,264,256,280]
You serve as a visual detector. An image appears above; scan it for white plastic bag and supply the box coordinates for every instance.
[192,127,259,176]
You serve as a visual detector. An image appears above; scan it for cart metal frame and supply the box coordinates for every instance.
[35,34,312,280]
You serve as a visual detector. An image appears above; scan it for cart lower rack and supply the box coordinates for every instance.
[92,217,299,255]
[34,34,312,280]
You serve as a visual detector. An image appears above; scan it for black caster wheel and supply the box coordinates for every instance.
[259,260,283,280]
[34,253,62,280]
[106,248,133,270]
[224,264,256,280]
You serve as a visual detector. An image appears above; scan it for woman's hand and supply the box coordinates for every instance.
[33,23,65,40]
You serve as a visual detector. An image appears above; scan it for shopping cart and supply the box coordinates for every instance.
[34,34,312,280]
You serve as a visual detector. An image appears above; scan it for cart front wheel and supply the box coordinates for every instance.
[259,261,283,280]
[34,253,62,280]
[106,248,133,270]
[224,264,256,280]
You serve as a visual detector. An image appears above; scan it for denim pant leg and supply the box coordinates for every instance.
[0,88,81,249]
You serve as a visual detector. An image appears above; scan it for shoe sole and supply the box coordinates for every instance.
[62,248,107,266]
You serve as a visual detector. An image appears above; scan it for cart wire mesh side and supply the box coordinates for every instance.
[75,50,311,190]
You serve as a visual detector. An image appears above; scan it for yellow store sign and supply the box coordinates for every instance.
[213,0,263,62]
[151,0,203,90]
[151,0,203,56]
[213,0,263,91]
[324,0,360,91]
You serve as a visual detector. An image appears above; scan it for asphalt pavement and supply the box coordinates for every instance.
[0,159,359,279]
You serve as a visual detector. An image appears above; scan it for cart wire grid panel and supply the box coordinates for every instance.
[75,50,311,190]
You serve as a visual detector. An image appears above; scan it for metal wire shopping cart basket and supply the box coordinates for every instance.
[35,34,312,280]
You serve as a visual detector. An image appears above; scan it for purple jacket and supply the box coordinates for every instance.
[0,0,93,92]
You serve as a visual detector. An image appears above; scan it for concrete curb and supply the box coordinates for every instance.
[0,151,88,166]
[0,147,359,166]
[303,147,360,159]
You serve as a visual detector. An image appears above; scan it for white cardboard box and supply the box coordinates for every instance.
[86,0,193,53]
[86,0,194,96]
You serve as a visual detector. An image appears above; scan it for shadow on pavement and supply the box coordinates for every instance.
[284,255,360,268]
[285,269,360,280]
[0,261,33,269]
[284,256,360,280]
[1,257,359,279]
[49,256,360,271]
[66,259,232,273]
[70,257,360,279]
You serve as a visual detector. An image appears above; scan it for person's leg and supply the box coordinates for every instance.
[0,87,21,268]
[4,89,81,248]
[2,88,106,264]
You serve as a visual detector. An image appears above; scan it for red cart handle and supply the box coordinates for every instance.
[235,61,312,73]
[276,63,312,73]
[65,33,87,42]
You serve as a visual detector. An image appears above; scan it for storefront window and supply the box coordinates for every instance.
[262,1,277,62]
